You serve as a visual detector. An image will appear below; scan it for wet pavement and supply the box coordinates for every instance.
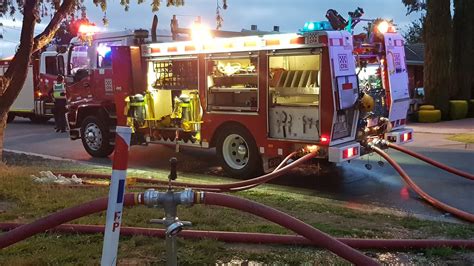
[4,118,474,222]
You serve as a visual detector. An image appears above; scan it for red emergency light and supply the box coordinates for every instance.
[401,132,412,142]
[320,135,330,144]
[78,24,98,36]
[342,146,358,159]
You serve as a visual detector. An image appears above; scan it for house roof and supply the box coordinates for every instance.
[405,43,424,65]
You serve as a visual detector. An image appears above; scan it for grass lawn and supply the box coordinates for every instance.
[1,162,474,265]
[447,133,474,143]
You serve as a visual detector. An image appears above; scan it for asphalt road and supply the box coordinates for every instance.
[4,118,474,222]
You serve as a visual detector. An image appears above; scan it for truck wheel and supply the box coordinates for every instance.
[80,116,114,157]
[6,113,15,123]
[216,125,262,178]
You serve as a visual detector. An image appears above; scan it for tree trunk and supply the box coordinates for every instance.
[424,0,452,119]
[451,0,474,100]
[0,0,38,161]
[0,0,76,161]
[0,114,6,160]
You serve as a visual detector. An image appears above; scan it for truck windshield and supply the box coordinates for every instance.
[358,64,383,91]
[70,45,89,75]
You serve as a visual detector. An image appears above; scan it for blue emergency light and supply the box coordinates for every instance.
[97,45,112,57]
[301,21,333,33]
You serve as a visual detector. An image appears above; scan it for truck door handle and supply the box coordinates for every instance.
[83,82,90,88]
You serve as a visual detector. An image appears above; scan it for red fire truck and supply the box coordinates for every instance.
[1,49,66,123]
[65,19,413,177]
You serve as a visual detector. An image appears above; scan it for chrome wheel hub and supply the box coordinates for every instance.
[222,134,249,170]
[84,123,102,151]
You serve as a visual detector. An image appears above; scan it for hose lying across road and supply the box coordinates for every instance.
[2,222,473,250]
[388,143,474,181]
[56,151,313,192]
[371,145,474,223]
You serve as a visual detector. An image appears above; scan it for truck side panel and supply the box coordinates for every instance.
[10,65,35,112]
[384,33,410,129]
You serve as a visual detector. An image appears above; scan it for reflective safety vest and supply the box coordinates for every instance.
[53,83,66,99]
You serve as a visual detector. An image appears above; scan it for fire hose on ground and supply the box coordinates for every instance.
[2,147,474,264]
[2,222,473,250]
[0,191,377,265]
[2,190,474,264]
[387,143,474,180]
[370,144,474,223]
[55,151,312,192]
[55,143,474,223]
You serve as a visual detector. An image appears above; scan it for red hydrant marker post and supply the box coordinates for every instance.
[101,126,132,266]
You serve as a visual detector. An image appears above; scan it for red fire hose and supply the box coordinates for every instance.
[56,151,315,192]
[0,193,143,249]
[388,143,474,180]
[1,222,473,250]
[2,190,473,264]
[0,191,378,264]
[372,146,474,223]
[200,192,378,265]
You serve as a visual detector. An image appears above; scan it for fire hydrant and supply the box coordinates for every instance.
[143,158,194,266]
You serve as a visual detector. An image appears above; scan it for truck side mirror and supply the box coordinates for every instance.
[73,69,89,83]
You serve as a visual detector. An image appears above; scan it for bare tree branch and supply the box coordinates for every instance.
[32,0,76,52]
[4,0,76,80]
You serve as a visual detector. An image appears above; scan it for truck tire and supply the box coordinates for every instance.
[6,113,15,123]
[80,116,114,157]
[216,124,262,178]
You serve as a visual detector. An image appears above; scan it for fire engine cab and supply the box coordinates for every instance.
[65,14,413,178]
[1,50,66,123]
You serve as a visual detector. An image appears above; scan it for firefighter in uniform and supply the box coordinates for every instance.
[52,75,67,132]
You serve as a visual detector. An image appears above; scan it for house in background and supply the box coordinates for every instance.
[405,43,425,117]
[405,43,424,96]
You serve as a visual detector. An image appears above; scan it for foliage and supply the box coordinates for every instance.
[403,16,425,44]
[51,19,75,45]
[402,0,426,14]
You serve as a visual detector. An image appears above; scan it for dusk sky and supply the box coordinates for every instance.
[1,0,422,58]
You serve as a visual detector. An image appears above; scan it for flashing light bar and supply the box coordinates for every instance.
[145,33,304,56]
[78,24,99,36]
[301,21,333,33]
[191,23,213,42]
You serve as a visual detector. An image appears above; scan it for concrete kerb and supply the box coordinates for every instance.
[408,118,474,134]
[3,149,103,167]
